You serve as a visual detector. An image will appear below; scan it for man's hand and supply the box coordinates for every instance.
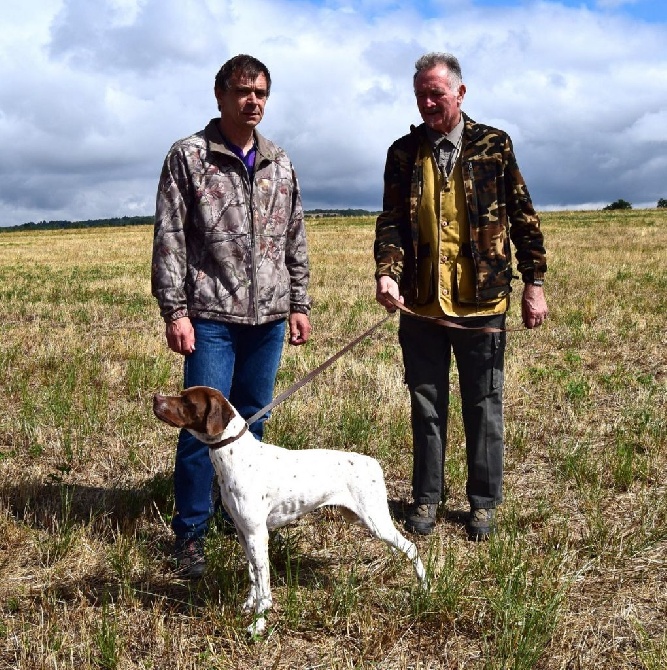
[376,276,403,312]
[521,284,548,329]
[165,317,196,355]
[289,312,311,346]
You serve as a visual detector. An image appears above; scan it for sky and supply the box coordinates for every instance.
[0,0,666,226]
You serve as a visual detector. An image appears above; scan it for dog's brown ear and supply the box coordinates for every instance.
[205,392,236,435]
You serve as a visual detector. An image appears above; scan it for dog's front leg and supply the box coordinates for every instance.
[243,528,272,636]
[235,530,257,614]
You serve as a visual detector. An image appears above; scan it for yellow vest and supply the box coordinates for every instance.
[414,144,508,318]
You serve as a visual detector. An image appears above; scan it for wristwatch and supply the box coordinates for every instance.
[527,279,544,287]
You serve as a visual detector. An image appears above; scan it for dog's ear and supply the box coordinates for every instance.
[205,391,236,435]
[206,399,225,435]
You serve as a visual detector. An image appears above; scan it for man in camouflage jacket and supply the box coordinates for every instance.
[374,112,547,306]
[375,52,547,540]
[152,54,311,578]
[152,125,311,326]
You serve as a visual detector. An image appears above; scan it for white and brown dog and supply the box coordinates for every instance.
[153,385,427,635]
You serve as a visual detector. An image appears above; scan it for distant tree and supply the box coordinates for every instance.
[657,198,667,208]
[603,199,632,211]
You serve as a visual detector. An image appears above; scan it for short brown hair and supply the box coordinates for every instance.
[214,54,272,97]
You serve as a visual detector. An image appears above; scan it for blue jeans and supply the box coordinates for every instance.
[172,317,286,541]
[399,313,506,510]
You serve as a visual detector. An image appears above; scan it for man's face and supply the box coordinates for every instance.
[414,65,465,134]
[215,71,268,133]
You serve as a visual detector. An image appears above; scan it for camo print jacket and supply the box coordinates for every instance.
[152,120,311,325]
[374,113,546,306]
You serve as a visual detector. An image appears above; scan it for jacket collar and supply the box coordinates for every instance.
[204,119,279,163]
[409,111,481,146]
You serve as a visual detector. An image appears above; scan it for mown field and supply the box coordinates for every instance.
[0,210,665,669]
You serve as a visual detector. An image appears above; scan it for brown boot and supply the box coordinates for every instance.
[173,536,206,579]
[466,508,496,541]
[405,503,437,535]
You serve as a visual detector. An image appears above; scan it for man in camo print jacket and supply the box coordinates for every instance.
[152,54,311,578]
[375,52,547,541]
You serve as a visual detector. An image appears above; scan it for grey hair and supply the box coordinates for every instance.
[414,52,463,89]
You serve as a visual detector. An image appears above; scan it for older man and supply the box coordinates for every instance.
[374,52,547,539]
[152,54,311,576]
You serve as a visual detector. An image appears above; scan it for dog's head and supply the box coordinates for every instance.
[152,386,238,443]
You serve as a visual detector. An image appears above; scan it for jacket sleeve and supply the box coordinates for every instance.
[285,167,311,315]
[503,136,547,283]
[374,143,410,283]
[151,146,191,322]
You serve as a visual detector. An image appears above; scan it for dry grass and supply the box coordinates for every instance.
[0,210,665,669]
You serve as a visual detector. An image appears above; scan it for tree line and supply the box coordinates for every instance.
[0,216,154,233]
[0,210,381,232]
[604,198,667,210]
[2,202,665,231]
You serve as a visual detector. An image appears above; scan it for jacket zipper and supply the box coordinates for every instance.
[245,164,259,325]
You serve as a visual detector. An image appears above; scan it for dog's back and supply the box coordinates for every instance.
[211,433,388,530]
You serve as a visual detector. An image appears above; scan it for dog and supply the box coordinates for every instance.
[153,385,427,635]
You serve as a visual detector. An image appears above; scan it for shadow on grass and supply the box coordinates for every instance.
[0,475,388,619]
[0,472,173,529]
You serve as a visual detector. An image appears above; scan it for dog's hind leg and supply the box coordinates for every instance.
[354,506,427,586]
[386,529,427,586]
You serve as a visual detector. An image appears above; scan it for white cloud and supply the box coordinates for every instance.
[0,0,666,226]
[596,0,638,9]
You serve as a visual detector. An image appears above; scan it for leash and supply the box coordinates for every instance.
[247,296,525,426]
[246,312,393,425]
[384,295,526,333]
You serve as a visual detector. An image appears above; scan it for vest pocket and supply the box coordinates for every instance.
[454,255,477,305]
[454,256,508,306]
[415,242,435,305]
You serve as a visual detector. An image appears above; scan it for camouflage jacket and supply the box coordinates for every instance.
[152,120,311,325]
[374,114,546,306]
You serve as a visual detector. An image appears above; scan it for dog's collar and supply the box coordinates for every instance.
[208,424,248,450]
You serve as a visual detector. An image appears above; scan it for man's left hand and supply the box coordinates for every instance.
[289,312,311,345]
[521,284,548,329]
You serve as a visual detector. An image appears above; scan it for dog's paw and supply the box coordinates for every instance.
[246,615,266,637]
[241,596,255,614]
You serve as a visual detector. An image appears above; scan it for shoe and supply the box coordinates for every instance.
[173,536,206,579]
[405,503,438,535]
[466,508,496,541]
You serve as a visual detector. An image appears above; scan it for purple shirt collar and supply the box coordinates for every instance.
[223,137,257,173]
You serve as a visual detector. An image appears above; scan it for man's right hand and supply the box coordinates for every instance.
[375,276,403,313]
[165,317,196,355]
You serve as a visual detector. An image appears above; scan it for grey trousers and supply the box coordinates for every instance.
[398,312,506,510]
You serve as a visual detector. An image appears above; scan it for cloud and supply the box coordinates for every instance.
[0,0,666,226]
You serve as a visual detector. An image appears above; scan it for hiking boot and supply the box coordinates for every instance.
[405,503,438,535]
[466,507,496,541]
[173,536,206,579]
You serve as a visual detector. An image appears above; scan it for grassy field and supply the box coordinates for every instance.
[0,210,665,669]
